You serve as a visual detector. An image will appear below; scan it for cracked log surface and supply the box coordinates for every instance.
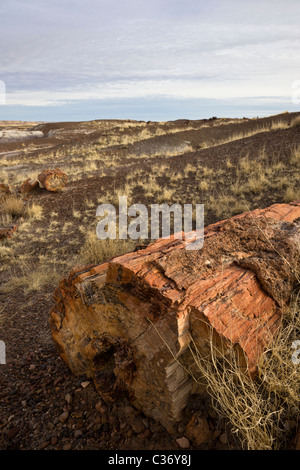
[19,178,39,195]
[38,168,68,192]
[50,201,300,432]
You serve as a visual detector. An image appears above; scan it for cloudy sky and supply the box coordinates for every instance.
[0,0,300,121]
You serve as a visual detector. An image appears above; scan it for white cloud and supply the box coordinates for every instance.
[1,0,300,112]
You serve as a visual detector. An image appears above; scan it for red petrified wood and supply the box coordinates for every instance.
[50,201,300,432]
[0,225,18,239]
[38,168,67,192]
[19,178,39,195]
[0,184,11,201]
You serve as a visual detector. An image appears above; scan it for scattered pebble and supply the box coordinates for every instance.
[219,432,228,445]
[81,381,90,389]
[176,437,190,449]
[59,411,69,424]
[131,416,145,434]
[65,393,72,404]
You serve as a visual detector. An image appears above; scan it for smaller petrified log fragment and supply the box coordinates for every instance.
[19,178,39,195]
[0,184,11,201]
[0,225,18,239]
[38,168,67,192]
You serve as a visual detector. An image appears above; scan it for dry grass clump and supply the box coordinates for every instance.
[291,116,300,127]
[270,120,289,130]
[26,203,43,221]
[0,196,43,222]
[156,188,176,203]
[199,180,209,192]
[290,145,300,165]
[2,260,61,294]
[1,196,24,218]
[188,286,300,450]
[79,230,136,265]
[208,195,249,218]
[284,186,300,203]
[0,243,14,263]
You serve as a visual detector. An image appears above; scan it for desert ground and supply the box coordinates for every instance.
[0,111,300,450]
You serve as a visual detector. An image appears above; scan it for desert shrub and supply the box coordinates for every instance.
[270,120,289,130]
[290,145,300,165]
[291,116,300,127]
[79,230,136,264]
[284,186,300,203]
[199,180,209,191]
[26,203,43,220]
[0,196,24,218]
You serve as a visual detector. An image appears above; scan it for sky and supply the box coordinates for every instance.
[0,0,300,122]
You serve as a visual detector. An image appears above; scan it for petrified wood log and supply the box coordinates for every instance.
[38,168,67,192]
[19,178,39,195]
[0,225,18,239]
[0,184,11,201]
[50,201,300,432]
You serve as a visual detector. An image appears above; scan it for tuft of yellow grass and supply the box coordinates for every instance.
[290,145,300,165]
[284,186,300,203]
[1,196,24,218]
[2,261,61,294]
[199,180,209,192]
[79,230,136,265]
[291,116,300,127]
[26,203,43,220]
[270,120,289,130]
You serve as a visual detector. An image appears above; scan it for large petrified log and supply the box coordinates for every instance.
[50,201,300,432]
[38,168,67,192]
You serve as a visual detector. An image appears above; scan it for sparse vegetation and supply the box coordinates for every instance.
[291,116,300,127]
[270,120,289,130]
[188,287,300,450]
[79,230,135,264]
[290,144,300,165]
[1,195,24,218]
[2,260,60,294]
[26,203,43,220]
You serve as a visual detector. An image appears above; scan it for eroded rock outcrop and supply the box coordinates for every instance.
[0,130,44,143]
[50,201,300,432]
